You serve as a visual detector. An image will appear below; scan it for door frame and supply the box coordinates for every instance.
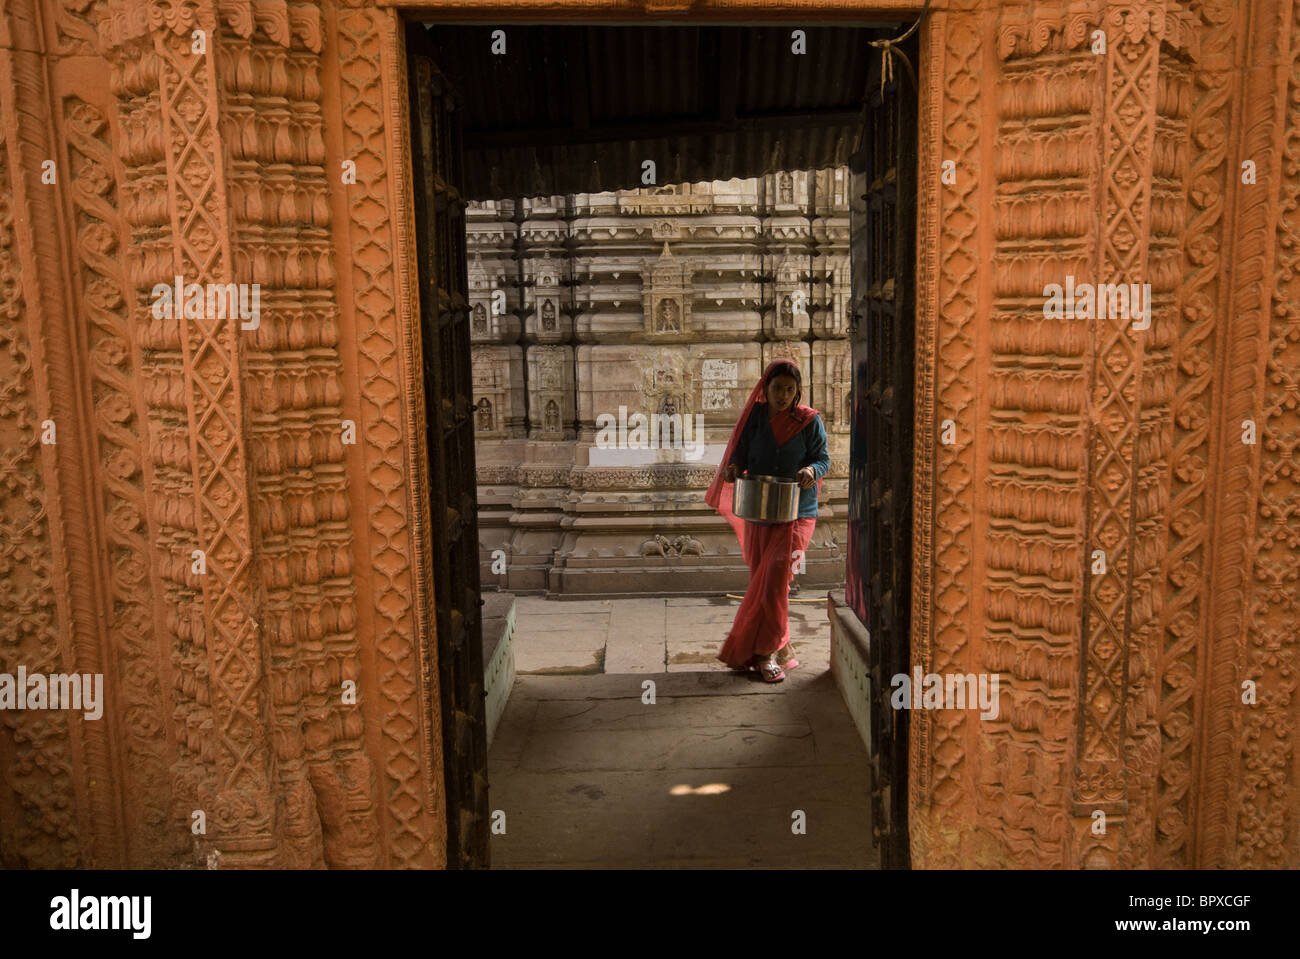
[385,2,945,867]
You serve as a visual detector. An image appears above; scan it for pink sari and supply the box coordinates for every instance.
[704,361,822,668]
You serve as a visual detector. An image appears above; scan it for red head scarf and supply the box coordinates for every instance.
[705,359,823,546]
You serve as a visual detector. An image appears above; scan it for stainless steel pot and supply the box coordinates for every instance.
[732,474,800,523]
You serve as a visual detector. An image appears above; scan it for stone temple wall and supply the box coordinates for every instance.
[469,171,853,595]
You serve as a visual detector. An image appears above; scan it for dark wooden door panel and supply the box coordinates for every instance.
[847,33,918,870]
[406,20,489,870]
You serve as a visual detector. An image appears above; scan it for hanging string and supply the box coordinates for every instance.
[868,0,932,96]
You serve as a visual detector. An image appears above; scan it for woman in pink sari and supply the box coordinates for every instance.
[705,360,830,682]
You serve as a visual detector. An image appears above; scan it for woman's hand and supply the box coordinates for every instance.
[796,466,815,489]
[722,463,739,482]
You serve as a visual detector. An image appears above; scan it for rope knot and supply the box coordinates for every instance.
[867,0,931,97]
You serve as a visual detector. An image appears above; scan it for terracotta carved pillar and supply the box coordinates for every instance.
[89,0,414,867]
[97,0,282,866]
[0,0,135,867]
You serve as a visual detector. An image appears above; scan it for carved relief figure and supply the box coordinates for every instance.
[771,342,801,367]
[831,349,849,428]
[781,294,794,327]
[476,398,492,431]
[538,351,563,390]
[656,299,680,332]
[658,393,678,445]
[542,299,556,331]
[473,303,487,334]
[544,400,560,433]
[537,253,556,287]
[779,172,794,204]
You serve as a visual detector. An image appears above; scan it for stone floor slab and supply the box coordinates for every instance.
[518,598,617,613]
[520,722,817,773]
[486,763,875,869]
[603,634,665,673]
[514,645,607,675]
[486,594,872,868]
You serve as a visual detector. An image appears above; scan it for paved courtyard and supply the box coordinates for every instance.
[506,594,833,675]
[486,594,878,869]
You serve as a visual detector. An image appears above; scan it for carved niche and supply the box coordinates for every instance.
[528,345,570,440]
[641,242,692,339]
[652,219,679,239]
[531,251,563,342]
[638,347,693,416]
[773,171,802,211]
[766,341,804,371]
[779,171,794,204]
[469,252,496,341]
[772,248,806,338]
[471,345,511,438]
[830,344,850,432]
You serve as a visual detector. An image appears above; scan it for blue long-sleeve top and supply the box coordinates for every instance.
[729,406,830,519]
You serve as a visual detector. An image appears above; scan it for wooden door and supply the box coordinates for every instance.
[846,32,919,870]
[406,21,489,869]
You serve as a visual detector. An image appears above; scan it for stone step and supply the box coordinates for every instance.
[482,592,518,750]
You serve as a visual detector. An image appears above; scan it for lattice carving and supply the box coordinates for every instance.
[149,0,277,862]
[0,129,80,867]
[106,11,218,866]
[1146,0,1235,870]
[65,94,178,864]
[911,5,980,866]
[1235,0,1300,867]
[335,0,441,866]
[51,1,106,54]
[1070,5,1161,871]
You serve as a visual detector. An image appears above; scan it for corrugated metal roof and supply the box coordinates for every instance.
[424,23,899,199]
